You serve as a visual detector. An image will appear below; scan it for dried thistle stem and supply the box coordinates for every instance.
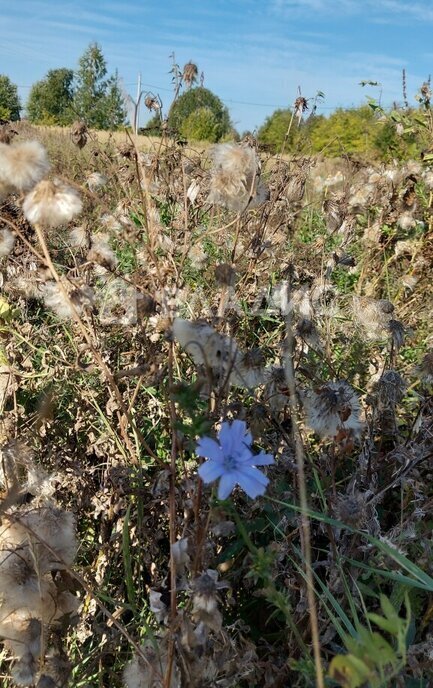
[282,276,324,688]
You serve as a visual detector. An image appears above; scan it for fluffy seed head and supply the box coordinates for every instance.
[303,380,363,439]
[0,228,15,257]
[353,296,394,339]
[207,143,260,213]
[0,141,50,193]
[397,211,416,231]
[0,179,13,202]
[41,281,94,320]
[1,506,77,569]
[23,179,82,228]
[87,233,118,271]
[68,225,88,248]
[86,172,107,192]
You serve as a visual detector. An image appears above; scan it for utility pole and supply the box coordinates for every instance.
[134,72,142,135]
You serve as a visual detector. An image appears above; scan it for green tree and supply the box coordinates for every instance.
[180,106,220,142]
[258,108,299,151]
[73,43,126,129]
[0,75,21,121]
[98,71,127,130]
[27,69,74,125]
[309,105,380,157]
[168,87,231,141]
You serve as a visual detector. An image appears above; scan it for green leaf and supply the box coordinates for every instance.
[329,654,372,687]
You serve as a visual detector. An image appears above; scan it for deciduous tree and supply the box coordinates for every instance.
[0,75,21,121]
[27,69,74,125]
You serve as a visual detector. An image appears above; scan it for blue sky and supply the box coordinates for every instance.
[1,0,432,131]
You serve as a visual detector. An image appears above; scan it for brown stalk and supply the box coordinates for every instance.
[31,221,162,467]
[282,275,324,688]
[164,339,179,688]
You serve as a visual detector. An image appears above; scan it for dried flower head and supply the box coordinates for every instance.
[173,318,240,380]
[23,179,82,228]
[70,121,88,149]
[387,319,405,350]
[123,638,180,688]
[397,211,416,231]
[68,225,88,248]
[375,369,407,407]
[417,350,433,385]
[0,122,18,145]
[214,262,236,287]
[303,381,363,439]
[183,61,198,88]
[334,492,368,528]
[144,94,161,111]
[293,95,309,123]
[0,140,50,192]
[191,569,228,632]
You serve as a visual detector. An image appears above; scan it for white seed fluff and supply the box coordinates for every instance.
[0,228,15,257]
[23,178,82,228]
[0,140,50,192]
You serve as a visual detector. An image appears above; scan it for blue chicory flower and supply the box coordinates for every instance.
[196,419,274,500]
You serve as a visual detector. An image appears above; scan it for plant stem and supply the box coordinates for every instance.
[282,273,325,688]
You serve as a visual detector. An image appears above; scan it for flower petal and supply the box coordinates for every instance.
[198,460,225,484]
[217,472,237,500]
[251,452,274,466]
[218,419,252,455]
[234,447,255,465]
[196,437,222,462]
[237,466,269,498]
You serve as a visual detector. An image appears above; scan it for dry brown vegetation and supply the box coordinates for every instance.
[0,119,433,687]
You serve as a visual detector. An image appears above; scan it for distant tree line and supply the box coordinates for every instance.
[256,104,421,160]
[0,44,429,158]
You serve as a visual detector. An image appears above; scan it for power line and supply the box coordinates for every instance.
[15,83,390,111]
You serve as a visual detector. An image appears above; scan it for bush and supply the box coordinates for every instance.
[168,86,231,141]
